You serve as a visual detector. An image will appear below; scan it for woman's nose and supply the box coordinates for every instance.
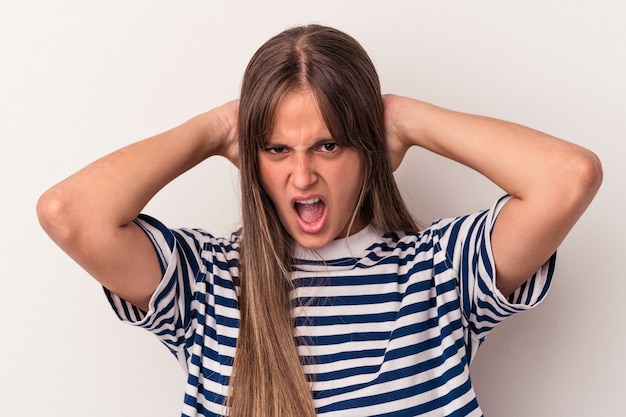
[290,153,318,190]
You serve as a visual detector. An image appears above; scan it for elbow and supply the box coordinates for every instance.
[37,188,77,246]
[574,148,602,200]
[560,147,603,215]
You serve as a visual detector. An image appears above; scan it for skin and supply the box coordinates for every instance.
[383,94,602,296]
[37,100,240,311]
[258,90,367,250]
[37,94,602,312]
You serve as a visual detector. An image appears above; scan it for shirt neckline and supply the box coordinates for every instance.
[294,225,380,261]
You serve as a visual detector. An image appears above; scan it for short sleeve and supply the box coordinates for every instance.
[435,196,556,361]
[103,214,207,369]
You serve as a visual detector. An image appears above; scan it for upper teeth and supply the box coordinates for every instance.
[296,198,320,205]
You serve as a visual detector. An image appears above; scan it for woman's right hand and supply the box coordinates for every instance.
[37,99,242,311]
[210,99,240,167]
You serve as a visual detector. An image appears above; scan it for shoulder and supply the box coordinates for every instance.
[136,214,241,250]
[426,196,511,249]
[134,214,241,279]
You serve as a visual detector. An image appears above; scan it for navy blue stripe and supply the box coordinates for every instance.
[308,330,392,346]
[295,311,398,327]
[293,272,401,288]
[305,347,387,365]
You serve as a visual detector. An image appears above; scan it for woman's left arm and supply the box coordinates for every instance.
[384,94,603,297]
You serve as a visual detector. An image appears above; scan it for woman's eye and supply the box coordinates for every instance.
[265,146,286,154]
[320,143,339,152]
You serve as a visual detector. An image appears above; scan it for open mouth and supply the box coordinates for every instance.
[294,197,326,229]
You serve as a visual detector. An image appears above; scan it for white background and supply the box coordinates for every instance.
[1,1,624,416]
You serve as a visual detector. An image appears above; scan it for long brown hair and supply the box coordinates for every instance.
[229,24,417,417]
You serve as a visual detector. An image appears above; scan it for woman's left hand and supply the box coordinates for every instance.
[383,94,416,171]
[381,93,602,297]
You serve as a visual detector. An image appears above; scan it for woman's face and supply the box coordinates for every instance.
[258,89,367,249]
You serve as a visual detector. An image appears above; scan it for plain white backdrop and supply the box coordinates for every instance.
[2,1,624,416]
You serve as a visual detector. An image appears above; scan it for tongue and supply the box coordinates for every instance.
[296,201,325,224]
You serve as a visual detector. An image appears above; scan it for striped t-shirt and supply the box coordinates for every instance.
[105,196,554,416]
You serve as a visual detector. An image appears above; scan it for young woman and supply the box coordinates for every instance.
[37,25,602,417]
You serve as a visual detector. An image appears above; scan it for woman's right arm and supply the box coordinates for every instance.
[37,100,239,312]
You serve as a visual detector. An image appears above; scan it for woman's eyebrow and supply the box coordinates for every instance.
[263,136,335,147]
